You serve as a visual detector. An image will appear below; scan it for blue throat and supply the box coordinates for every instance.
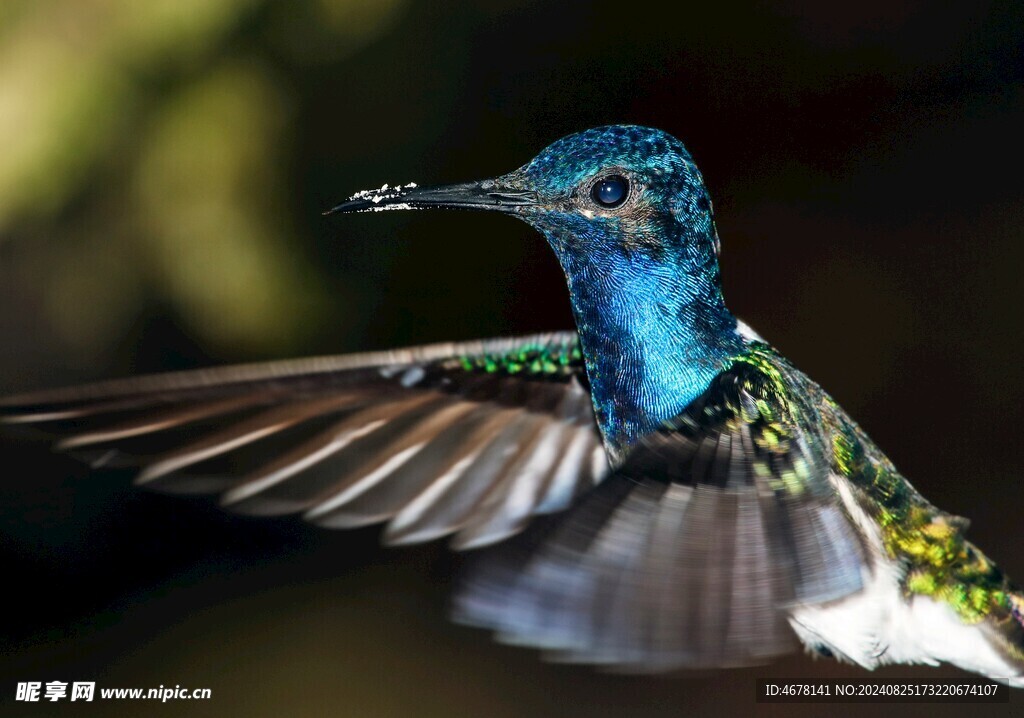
[552,240,743,462]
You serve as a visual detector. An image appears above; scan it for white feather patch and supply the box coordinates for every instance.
[788,476,1023,687]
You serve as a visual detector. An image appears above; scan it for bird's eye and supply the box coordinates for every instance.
[590,175,629,209]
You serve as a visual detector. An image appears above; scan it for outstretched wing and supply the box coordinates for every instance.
[455,344,867,670]
[0,332,607,549]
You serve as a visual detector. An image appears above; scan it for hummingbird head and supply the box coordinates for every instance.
[329,125,737,454]
[502,125,720,265]
[328,125,721,273]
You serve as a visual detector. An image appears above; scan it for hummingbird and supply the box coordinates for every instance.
[2,125,1022,685]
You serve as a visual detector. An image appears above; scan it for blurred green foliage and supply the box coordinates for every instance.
[0,0,408,359]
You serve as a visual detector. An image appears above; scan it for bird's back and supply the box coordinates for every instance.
[717,335,1024,684]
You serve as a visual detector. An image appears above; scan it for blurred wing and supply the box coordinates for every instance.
[0,332,607,549]
[455,345,867,670]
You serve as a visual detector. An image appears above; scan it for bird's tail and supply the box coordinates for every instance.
[982,584,1024,687]
[918,538,1024,688]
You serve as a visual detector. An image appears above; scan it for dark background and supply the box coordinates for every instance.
[1,1,1023,716]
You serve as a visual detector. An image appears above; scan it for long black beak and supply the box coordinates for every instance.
[325,180,538,215]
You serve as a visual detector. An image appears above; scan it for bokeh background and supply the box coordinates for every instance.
[2,1,1023,716]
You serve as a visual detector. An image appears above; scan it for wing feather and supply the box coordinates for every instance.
[1,332,607,548]
[455,344,867,669]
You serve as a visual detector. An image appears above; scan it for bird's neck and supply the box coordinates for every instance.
[562,249,742,462]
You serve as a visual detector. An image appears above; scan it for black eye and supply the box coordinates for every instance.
[591,175,629,208]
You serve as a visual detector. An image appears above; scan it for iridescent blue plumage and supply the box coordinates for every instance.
[503,126,744,459]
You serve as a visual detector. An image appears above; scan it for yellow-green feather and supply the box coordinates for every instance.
[825,398,1023,656]
[739,343,1022,654]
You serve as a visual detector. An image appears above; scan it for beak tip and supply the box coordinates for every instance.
[323,199,366,215]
